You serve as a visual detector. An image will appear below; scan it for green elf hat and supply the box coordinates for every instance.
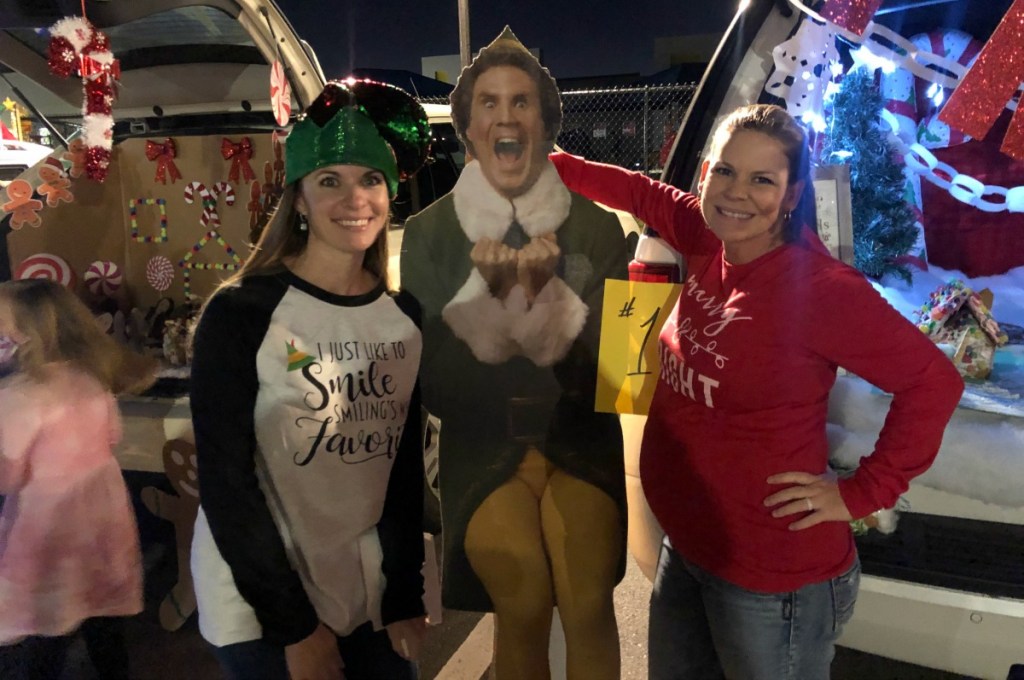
[284,79,431,196]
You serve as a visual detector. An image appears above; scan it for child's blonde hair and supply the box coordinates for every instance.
[0,279,157,394]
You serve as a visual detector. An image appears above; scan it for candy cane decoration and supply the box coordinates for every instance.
[47,17,118,182]
[184,180,228,229]
[184,181,212,226]
[183,181,209,206]
[212,181,236,207]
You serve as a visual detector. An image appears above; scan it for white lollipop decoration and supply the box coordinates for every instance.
[271,60,292,127]
[146,255,175,292]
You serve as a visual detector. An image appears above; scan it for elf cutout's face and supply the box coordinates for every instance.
[465,65,550,199]
[699,129,803,265]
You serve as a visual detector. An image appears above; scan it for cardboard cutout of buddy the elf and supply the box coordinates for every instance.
[401,27,629,679]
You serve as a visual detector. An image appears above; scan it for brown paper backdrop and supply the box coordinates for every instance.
[7,133,274,310]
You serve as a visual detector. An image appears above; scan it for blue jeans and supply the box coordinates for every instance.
[212,621,417,680]
[649,538,860,680]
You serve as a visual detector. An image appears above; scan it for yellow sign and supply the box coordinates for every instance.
[596,279,681,415]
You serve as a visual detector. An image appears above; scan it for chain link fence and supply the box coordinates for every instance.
[418,83,696,177]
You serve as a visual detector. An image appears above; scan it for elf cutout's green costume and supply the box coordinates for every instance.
[401,27,629,679]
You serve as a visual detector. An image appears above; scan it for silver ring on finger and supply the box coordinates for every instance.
[806,497,813,512]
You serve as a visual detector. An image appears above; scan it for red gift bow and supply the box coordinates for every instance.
[938,0,1024,161]
[145,138,182,184]
[221,137,255,182]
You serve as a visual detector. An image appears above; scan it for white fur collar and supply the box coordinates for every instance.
[452,160,572,243]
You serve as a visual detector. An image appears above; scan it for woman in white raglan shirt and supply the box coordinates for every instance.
[189,80,432,680]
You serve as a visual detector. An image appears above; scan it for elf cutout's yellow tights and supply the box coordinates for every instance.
[464,447,622,680]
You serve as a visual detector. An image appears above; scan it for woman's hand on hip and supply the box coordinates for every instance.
[386,616,427,661]
[285,622,344,680]
[764,471,853,530]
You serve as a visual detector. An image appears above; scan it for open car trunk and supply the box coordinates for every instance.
[662,1,1024,676]
[0,0,324,311]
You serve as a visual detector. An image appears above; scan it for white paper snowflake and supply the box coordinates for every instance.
[764,17,841,117]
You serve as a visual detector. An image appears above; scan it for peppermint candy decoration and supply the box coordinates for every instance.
[271,60,292,127]
[83,260,122,296]
[15,253,76,288]
[146,255,175,292]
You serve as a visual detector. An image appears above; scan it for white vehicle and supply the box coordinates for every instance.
[642,1,1024,677]
[0,138,52,182]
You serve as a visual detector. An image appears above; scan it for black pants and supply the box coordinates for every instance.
[0,616,130,680]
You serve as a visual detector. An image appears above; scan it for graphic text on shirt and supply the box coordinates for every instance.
[657,274,754,408]
[289,339,409,467]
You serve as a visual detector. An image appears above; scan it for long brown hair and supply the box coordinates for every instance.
[710,104,816,241]
[0,279,157,394]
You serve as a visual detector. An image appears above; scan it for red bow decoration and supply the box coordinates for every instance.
[221,137,255,182]
[145,138,182,184]
[939,0,1024,161]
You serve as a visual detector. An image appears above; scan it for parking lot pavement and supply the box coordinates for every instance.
[56,516,968,680]
[48,440,970,679]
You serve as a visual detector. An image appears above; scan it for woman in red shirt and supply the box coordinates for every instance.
[552,104,963,680]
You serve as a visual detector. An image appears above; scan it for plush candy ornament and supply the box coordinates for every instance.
[48,17,119,181]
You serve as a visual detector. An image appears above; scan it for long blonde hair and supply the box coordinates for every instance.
[0,279,157,394]
[216,182,391,292]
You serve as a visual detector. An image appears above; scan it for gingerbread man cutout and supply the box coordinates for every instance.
[37,159,74,207]
[2,180,43,230]
[261,160,275,215]
[247,179,263,243]
[62,138,87,178]
[271,132,285,193]
[141,438,200,631]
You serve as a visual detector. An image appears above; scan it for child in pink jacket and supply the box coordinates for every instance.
[0,279,156,680]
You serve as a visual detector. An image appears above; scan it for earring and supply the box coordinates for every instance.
[298,213,308,232]
[783,210,792,223]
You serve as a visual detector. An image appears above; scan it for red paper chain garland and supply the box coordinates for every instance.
[47,17,119,182]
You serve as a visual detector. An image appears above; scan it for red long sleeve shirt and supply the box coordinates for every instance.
[554,153,964,591]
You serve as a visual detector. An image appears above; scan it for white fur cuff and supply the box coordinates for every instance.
[442,269,519,364]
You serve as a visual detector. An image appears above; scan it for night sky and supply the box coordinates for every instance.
[275,0,738,81]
